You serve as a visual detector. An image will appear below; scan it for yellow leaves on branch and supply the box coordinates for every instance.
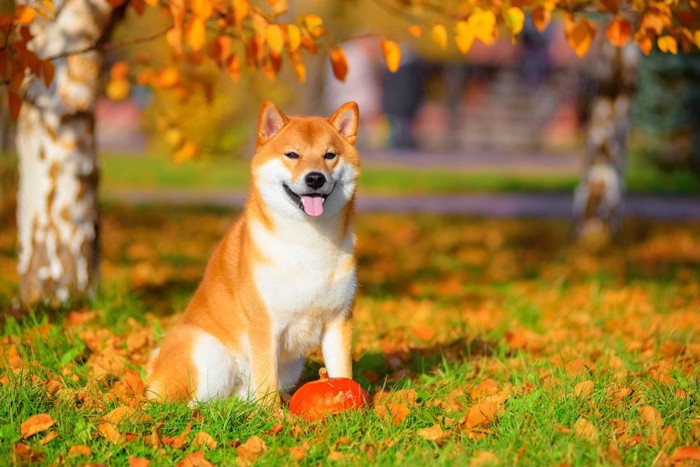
[455,9,497,55]
[657,35,678,54]
[504,7,525,36]
[265,24,284,57]
[430,24,448,50]
[185,17,206,51]
[564,13,596,58]
[380,39,401,73]
[606,17,632,47]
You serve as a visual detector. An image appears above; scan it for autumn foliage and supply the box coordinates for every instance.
[3,0,700,117]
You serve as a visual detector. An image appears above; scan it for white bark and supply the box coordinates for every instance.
[16,0,115,306]
[573,40,639,246]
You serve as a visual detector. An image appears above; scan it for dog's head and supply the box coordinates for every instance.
[251,101,360,220]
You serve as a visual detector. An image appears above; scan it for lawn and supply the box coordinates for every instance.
[100,152,700,195]
[1,205,698,465]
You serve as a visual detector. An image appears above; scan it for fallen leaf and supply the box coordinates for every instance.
[613,387,634,400]
[21,414,55,439]
[417,424,447,444]
[162,423,191,448]
[462,402,502,429]
[661,425,677,446]
[639,405,663,431]
[607,440,622,466]
[289,442,309,461]
[670,446,700,462]
[470,450,498,467]
[573,417,598,442]
[129,457,150,467]
[98,421,124,444]
[374,402,410,425]
[574,380,594,398]
[237,435,267,466]
[103,406,135,425]
[68,445,91,456]
[193,431,218,449]
[39,430,57,445]
[373,389,417,406]
[327,450,344,461]
[177,451,213,467]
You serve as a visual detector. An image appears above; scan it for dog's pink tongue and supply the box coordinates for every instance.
[301,196,324,217]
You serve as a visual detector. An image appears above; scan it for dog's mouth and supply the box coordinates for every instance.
[283,184,333,217]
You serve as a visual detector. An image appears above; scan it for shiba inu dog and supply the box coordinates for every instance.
[146,101,361,406]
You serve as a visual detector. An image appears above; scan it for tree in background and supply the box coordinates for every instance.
[1,0,699,308]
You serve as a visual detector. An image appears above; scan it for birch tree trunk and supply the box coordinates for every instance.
[16,0,118,306]
[573,40,639,248]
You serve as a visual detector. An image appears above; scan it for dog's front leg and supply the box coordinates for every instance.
[249,321,280,407]
[321,312,353,378]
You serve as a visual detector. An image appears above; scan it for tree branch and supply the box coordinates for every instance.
[43,27,170,62]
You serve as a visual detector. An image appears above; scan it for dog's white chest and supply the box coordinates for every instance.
[250,220,356,335]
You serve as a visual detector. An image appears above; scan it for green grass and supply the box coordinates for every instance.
[100,152,700,195]
[1,208,698,465]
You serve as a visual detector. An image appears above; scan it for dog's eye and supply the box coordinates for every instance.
[285,152,299,159]
[324,152,336,160]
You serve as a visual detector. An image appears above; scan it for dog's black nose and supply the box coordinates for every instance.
[305,172,326,190]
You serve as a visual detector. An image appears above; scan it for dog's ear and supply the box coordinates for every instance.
[329,102,359,145]
[258,101,289,144]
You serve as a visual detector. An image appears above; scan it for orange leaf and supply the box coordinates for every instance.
[531,5,551,32]
[287,24,301,52]
[407,25,422,37]
[639,405,663,430]
[237,435,267,463]
[129,458,150,467]
[374,402,410,425]
[177,451,213,467]
[190,0,212,19]
[303,14,324,37]
[14,5,36,24]
[670,446,700,462]
[463,402,502,428]
[606,17,631,47]
[635,30,653,55]
[226,54,240,82]
[68,445,91,456]
[21,414,55,439]
[162,423,192,448]
[380,38,401,73]
[103,406,137,425]
[110,61,129,80]
[39,431,57,445]
[455,21,475,54]
[418,424,447,443]
[657,35,677,54]
[573,417,598,442]
[329,46,348,81]
[574,380,594,398]
[185,17,206,51]
[430,24,448,50]
[98,422,123,444]
[192,431,218,449]
[564,14,596,58]
[265,24,284,57]
[232,0,249,26]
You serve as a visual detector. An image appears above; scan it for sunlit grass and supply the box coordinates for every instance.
[99,152,700,195]
[1,207,699,464]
